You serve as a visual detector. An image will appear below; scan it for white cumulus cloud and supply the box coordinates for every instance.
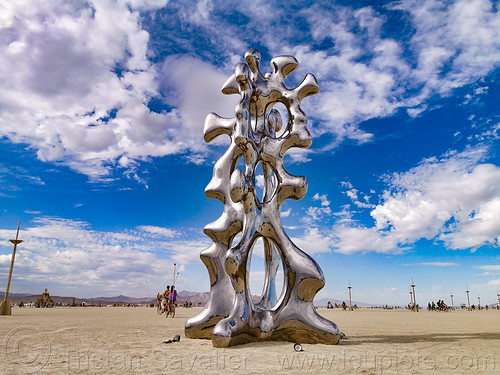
[331,146,500,253]
[0,0,201,182]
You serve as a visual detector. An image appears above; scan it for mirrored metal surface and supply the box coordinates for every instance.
[185,49,340,347]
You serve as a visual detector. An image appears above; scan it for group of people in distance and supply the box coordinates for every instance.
[161,285,177,317]
[428,300,449,311]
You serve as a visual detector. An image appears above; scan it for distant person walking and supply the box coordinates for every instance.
[162,285,170,313]
[168,286,177,318]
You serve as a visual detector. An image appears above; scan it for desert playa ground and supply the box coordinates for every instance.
[1,306,499,374]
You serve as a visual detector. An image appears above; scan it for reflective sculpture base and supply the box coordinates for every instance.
[185,49,340,347]
[211,307,340,348]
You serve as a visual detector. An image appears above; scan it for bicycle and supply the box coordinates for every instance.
[157,293,167,315]
[166,300,176,318]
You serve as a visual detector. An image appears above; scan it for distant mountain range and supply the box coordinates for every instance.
[0,290,208,306]
[1,292,33,297]
[1,291,376,307]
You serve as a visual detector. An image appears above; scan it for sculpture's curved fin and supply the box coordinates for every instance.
[270,55,298,77]
[221,73,239,95]
[295,73,319,101]
[245,48,261,73]
[204,113,235,143]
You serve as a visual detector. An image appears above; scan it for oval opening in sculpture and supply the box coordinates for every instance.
[247,237,285,310]
[233,154,245,175]
[268,102,289,138]
[253,160,277,205]
[230,230,242,248]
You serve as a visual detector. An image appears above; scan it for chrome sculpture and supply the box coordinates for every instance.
[185,49,340,347]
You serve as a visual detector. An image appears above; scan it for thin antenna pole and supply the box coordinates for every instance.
[348,281,352,311]
[466,287,470,311]
[173,263,177,286]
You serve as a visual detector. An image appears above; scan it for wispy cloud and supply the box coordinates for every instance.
[343,186,375,209]
[0,217,207,296]
[477,265,500,272]
[304,193,332,223]
[137,225,179,238]
[281,208,292,218]
[476,265,500,276]
[291,227,334,255]
[284,0,500,146]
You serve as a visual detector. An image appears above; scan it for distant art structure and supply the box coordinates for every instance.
[35,288,55,308]
[185,49,340,347]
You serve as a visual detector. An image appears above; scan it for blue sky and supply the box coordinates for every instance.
[0,0,499,306]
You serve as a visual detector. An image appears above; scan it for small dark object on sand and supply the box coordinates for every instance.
[340,332,347,339]
[163,334,181,344]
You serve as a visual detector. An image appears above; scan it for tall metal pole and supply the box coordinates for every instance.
[410,290,413,308]
[172,263,177,286]
[497,293,499,309]
[466,288,470,311]
[348,282,352,311]
[1,220,23,315]
[450,292,454,309]
[411,279,417,312]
